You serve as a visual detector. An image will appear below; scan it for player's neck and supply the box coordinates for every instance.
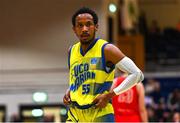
[80,39,95,54]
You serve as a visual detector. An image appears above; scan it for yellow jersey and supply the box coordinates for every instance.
[68,38,115,107]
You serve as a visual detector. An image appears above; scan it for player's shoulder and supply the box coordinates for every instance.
[97,38,118,50]
[70,42,80,49]
[74,42,80,46]
[103,43,121,55]
[104,43,116,50]
[96,38,109,45]
[68,42,80,53]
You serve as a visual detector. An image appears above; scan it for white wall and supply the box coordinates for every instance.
[0,0,107,70]
[0,0,108,120]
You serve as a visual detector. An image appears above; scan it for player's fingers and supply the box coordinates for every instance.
[63,95,70,105]
[92,98,98,104]
[65,95,70,102]
[95,101,102,108]
[95,101,107,108]
[64,99,70,105]
[63,97,68,104]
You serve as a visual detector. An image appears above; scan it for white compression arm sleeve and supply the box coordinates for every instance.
[113,57,144,95]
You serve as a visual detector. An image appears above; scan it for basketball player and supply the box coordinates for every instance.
[112,74,148,122]
[63,7,144,122]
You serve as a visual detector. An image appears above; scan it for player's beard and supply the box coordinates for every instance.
[80,32,95,45]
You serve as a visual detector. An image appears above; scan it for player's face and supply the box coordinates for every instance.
[73,13,98,45]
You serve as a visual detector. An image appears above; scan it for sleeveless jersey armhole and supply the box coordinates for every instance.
[101,43,115,73]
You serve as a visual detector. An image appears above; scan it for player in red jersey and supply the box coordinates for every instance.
[111,74,148,122]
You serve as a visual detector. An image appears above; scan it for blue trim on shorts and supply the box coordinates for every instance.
[95,113,114,122]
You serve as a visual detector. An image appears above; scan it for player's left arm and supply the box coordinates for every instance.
[93,44,144,108]
[105,44,144,95]
[137,83,148,122]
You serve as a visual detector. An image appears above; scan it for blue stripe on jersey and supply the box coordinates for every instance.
[102,43,108,73]
[68,46,73,69]
[101,43,115,73]
[93,82,112,95]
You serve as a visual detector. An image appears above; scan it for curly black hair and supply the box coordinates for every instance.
[72,7,98,26]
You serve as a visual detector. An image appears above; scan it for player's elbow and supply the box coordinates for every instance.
[135,70,144,82]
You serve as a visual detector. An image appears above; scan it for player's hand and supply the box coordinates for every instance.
[92,91,116,108]
[92,93,110,108]
[63,89,71,105]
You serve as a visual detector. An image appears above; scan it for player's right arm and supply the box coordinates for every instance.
[63,88,71,105]
[63,46,72,105]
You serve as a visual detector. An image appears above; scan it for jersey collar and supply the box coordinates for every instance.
[80,38,99,56]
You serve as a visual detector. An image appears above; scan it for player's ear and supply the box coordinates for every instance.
[95,24,98,31]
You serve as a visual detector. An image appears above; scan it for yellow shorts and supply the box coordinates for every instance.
[66,103,114,122]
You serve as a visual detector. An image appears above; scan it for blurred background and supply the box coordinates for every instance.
[0,0,179,122]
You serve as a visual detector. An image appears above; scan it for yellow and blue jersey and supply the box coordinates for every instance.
[67,38,115,122]
[68,38,115,106]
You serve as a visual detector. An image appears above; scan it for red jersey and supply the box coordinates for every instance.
[112,76,141,122]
